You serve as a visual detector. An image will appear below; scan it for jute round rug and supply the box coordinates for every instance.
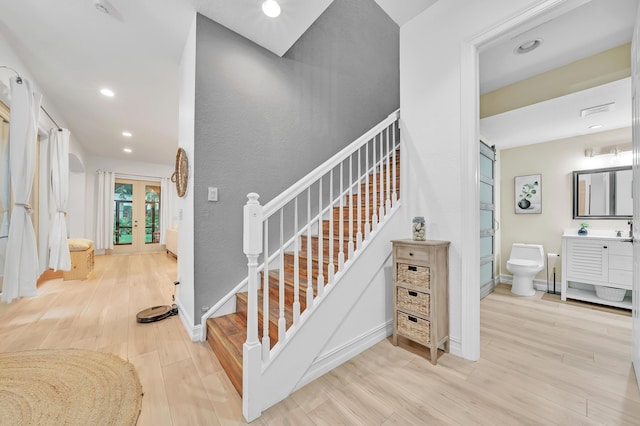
[0,348,143,426]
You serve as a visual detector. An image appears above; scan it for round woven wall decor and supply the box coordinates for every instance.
[171,147,188,197]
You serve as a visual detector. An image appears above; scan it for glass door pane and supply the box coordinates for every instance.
[145,185,160,244]
[480,140,496,299]
[114,182,133,246]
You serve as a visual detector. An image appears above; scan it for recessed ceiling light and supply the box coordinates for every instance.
[589,124,603,130]
[262,0,281,18]
[514,39,542,55]
[123,148,132,153]
[100,88,115,97]
[122,131,132,137]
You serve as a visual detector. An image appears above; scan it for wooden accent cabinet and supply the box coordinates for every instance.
[392,239,449,364]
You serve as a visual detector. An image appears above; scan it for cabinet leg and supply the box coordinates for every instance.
[444,339,450,353]
[392,332,398,346]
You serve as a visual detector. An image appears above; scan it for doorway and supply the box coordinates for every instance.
[112,179,161,254]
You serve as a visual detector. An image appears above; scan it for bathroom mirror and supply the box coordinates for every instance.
[573,165,632,219]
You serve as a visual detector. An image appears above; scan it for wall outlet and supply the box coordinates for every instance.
[208,187,218,202]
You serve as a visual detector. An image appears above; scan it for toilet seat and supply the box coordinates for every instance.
[507,259,538,267]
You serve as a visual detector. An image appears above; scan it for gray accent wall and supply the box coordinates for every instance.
[193,0,399,320]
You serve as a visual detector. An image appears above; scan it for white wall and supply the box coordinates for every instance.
[400,0,551,358]
[176,14,197,337]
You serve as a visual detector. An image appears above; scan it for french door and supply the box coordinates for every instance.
[112,179,161,254]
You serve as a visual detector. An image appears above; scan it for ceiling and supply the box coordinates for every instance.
[0,0,435,167]
[480,0,638,150]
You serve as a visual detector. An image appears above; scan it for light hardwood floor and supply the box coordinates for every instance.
[1,253,639,425]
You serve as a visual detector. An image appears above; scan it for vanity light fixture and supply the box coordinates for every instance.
[100,88,115,97]
[122,131,132,137]
[585,143,632,158]
[262,0,281,18]
[514,39,542,54]
[123,148,132,153]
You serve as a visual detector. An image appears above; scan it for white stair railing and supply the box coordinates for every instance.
[242,109,400,421]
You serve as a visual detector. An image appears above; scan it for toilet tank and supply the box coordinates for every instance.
[510,243,544,265]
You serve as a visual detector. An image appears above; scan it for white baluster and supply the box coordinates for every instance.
[306,188,313,310]
[348,156,354,259]
[356,147,363,250]
[392,121,398,207]
[278,210,286,343]
[365,142,371,240]
[262,219,270,360]
[317,178,325,296]
[293,198,300,325]
[338,162,345,271]
[328,170,335,284]
[243,193,263,421]
[385,126,391,214]
[372,135,378,230]
[379,130,385,221]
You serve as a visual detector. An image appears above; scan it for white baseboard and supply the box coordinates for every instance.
[175,298,202,342]
[449,336,462,357]
[294,320,393,391]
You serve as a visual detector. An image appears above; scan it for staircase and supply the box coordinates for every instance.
[203,110,401,420]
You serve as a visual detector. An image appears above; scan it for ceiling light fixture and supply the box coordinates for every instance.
[262,0,281,18]
[589,124,603,130]
[93,0,111,15]
[100,88,114,97]
[514,39,542,55]
[122,131,132,137]
[123,148,132,153]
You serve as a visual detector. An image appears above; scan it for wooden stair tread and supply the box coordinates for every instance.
[206,314,245,396]
[205,148,401,401]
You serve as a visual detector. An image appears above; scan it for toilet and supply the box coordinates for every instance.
[507,243,545,296]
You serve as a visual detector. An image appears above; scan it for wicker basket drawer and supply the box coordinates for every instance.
[396,245,428,263]
[397,287,430,317]
[397,311,430,346]
[397,263,430,290]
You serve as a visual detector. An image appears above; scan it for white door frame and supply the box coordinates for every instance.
[459,0,593,361]
[631,0,640,388]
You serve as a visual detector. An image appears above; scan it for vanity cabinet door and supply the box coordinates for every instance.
[608,241,633,288]
[566,239,607,283]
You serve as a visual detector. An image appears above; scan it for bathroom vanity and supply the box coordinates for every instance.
[561,232,632,309]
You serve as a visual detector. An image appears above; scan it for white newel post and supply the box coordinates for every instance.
[243,193,263,422]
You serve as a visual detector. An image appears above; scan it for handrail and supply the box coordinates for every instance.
[262,109,400,219]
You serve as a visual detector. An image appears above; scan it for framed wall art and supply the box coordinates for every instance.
[515,174,541,214]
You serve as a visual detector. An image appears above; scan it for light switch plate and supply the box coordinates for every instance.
[208,187,218,202]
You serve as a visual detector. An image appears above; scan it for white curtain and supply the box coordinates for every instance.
[2,77,41,303]
[160,177,172,244]
[95,171,115,250]
[0,119,10,286]
[0,119,9,238]
[48,128,70,271]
